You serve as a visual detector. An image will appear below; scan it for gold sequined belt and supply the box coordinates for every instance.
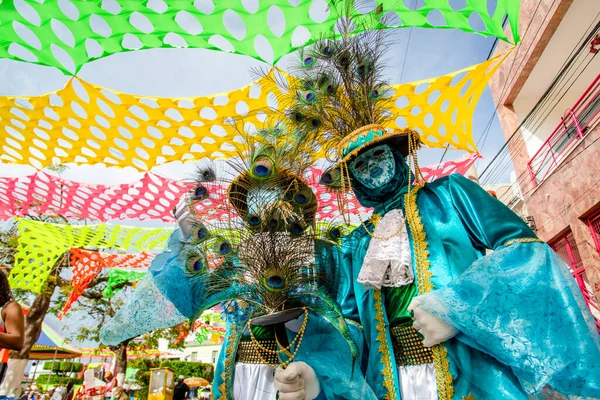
[390,325,434,366]
[235,339,279,365]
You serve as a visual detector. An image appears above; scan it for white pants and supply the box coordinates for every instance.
[0,359,27,398]
[232,363,276,400]
[232,361,437,400]
[398,363,438,400]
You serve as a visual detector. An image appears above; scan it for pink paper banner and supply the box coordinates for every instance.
[0,172,193,222]
[420,153,482,183]
[0,155,479,223]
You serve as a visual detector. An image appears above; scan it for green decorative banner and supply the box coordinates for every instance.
[10,218,171,293]
[102,268,147,298]
[0,0,520,74]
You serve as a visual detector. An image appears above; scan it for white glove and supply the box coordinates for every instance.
[274,362,321,400]
[173,192,197,239]
[408,298,458,348]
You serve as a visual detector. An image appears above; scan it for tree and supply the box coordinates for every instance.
[52,271,186,384]
[2,163,71,367]
[0,214,71,397]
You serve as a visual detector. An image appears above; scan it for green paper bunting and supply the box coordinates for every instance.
[102,268,147,298]
[0,0,520,75]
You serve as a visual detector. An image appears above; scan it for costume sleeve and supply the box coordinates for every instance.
[417,174,600,396]
[101,228,237,345]
[447,174,537,249]
[297,314,377,400]
[303,240,375,399]
[328,240,361,322]
[99,230,188,345]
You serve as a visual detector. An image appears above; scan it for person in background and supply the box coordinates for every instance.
[64,382,74,400]
[173,376,188,400]
[0,270,24,364]
[102,371,115,400]
[112,387,127,400]
[0,270,25,397]
[50,386,66,400]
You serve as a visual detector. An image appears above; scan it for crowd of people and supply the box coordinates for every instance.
[20,382,75,400]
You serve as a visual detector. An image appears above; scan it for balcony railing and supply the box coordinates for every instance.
[528,73,600,187]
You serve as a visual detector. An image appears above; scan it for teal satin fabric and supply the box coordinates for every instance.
[341,169,600,398]
[194,237,375,399]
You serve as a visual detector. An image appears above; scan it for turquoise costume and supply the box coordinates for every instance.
[338,146,600,399]
[99,119,379,399]
[101,227,376,399]
[209,238,375,400]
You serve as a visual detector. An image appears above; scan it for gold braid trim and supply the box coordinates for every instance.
[373,290,396,400]
[345,318,363,330]
[218,324,237,400]
[503,238,543,246]
[404,186,454,400]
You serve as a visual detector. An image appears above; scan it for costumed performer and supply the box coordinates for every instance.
[265,6,600,399]
[100,123,375,400]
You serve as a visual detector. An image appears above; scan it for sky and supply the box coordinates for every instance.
[0,0,513,347]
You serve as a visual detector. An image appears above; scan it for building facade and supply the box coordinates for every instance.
[488,0,600,326]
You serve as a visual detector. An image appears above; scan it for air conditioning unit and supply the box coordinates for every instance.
[523,216,537,232]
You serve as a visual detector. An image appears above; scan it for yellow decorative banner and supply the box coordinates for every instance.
[0,50,508,170]
[10,218,171,293]
[382,49,510,153]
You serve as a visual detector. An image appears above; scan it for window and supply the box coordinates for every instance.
[190,352,197,362]
[550,230,600,330]
[589,210,600,256]
[528,74,600,186]
[211,350,219,364]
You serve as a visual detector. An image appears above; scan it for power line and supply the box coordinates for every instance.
[479,16,600,183]
[486,51,597,187]
[475,0,551,160]
[489,49,598,191]
[522,135,600,232]
[481,15,600,183]
[398,0,417,84]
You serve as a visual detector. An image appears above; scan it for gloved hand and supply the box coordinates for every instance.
[173,192,197,239]
[274,362,321,400]
[408,298,458,348]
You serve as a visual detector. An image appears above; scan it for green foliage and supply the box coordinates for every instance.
[129,359,214,400]
[42,361,83,374]
[36,374,83,386]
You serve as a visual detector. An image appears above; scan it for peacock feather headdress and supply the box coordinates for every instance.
[257,1,420,167]
[165,117,360,364]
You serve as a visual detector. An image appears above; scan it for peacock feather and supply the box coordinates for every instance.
[255,1,396,162]
[174,118,359,361]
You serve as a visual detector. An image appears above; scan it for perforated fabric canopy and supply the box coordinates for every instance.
[58,249,155,319]
[0,171,193,222]
[0,0,521,74]
[10,218,171,292]
[0,50,508,170]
